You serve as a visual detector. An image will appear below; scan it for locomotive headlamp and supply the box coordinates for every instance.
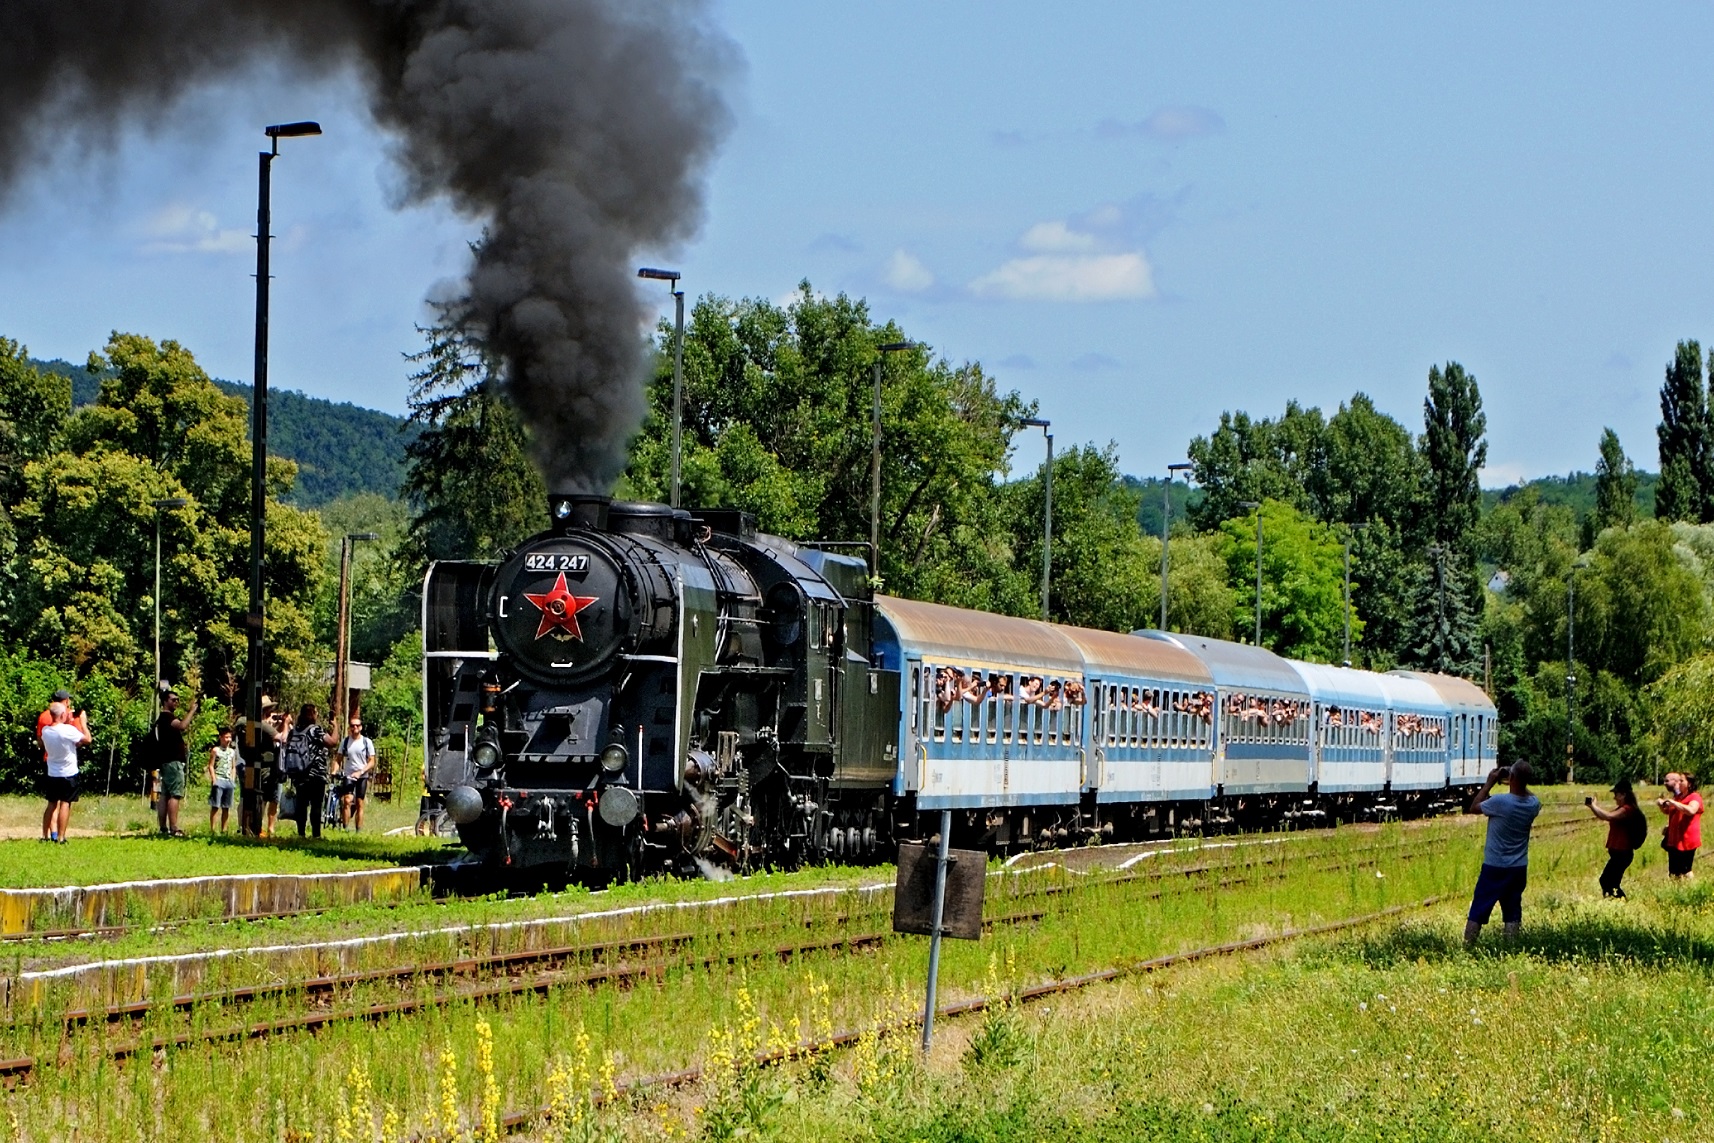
[553,498,574,520]
[600,743,629,774]
[472,738,502,771]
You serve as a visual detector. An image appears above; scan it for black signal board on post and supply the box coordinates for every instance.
[892,841,986,940]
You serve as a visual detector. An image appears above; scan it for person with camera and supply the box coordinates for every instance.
[1464,760,1542,947]
[1658,771,1703,880]
[1586,779,1646,898]
[152,683,199,836]
[40,700,89,843]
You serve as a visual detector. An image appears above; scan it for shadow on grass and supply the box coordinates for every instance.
[196,830,465,866]
[1327,904,1714,971]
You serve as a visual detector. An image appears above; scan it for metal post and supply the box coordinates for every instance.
[921,808,953,1053]
[154,514,163,698]
[246,145,273,749]
[333,535,352,729]
[1159,479,1172,631]
[1254,512,1264,647]
[1042,432,1053,621]
[671,286,685,508]
[1160,462,1192,631]
[1343,541,1352,666]
[870,357,882,564]
[1567,570,1576,784]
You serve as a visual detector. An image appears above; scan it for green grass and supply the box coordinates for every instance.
[0,831,458,889]
[0,801,1687,1141]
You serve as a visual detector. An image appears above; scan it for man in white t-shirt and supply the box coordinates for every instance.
[337,715,377,832]
[40,702,90,844]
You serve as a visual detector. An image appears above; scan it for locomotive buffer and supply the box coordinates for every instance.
[893,811,985,1051]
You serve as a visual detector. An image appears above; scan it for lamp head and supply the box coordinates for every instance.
[1167,462,1193,473]
[350,532,381,542]
[877,341,916,353]
[150,497,189,511]
[637,267,681,283]
[1021,417,1050,429]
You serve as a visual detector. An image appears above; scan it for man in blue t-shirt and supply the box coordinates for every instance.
[1464,759,1543,947]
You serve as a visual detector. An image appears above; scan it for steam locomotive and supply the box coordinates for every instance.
[422,495,1498,878]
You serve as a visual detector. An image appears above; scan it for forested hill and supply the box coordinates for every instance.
[1483,469,1659,519]
[35,358,415,507]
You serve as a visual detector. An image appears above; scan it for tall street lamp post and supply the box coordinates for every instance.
[1567,555,1590,784]
[1159,462,1193,630]
[869,341,917,578]
[1023,419,1054,621]
[1342,522,1371,666]
[332,532,381,733]
[1239,501,1262,646]
[638,268,684,507]
[149,497,188,715]
[248,120,321,751]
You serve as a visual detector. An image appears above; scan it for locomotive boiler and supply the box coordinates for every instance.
[421,494,900,877]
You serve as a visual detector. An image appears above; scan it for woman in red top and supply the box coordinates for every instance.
[1588,779,1643,898]
[1658,771,1704,880]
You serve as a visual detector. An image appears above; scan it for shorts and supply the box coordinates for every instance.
[209,782,235,810]
[159,761,187,800]
[1668,847,1697,876]
[43,774,78,804]
[1468,862,1529,925]
[339,776,371,800]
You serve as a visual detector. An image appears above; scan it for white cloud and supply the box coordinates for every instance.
[139,204,250,255]
[1096,105,1226,142]
[883,248,935,292]
[1018,220,1098,254]
[969,252,1154,302]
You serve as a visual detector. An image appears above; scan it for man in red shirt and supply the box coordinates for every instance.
[1659,772,1704,880]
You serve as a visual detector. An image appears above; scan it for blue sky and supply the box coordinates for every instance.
[3,3,1712,487]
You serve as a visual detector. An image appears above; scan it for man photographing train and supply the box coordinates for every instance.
[1464,760,1542,948]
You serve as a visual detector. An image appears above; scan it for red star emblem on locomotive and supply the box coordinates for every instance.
[523,573,600,641]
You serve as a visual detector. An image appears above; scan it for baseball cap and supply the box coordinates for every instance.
[51,690,72,702]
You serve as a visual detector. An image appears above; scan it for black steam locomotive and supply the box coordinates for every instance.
[422,494,900,877]
[423,495,1498,878]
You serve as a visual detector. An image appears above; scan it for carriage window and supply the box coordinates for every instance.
[931,666,946,742]
[910,667,920,734]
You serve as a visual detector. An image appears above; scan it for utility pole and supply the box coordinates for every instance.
[869,341,916,579]
[247,121,320,750]
[1160,462,1192,630]
[637,268,685,506]
[1239,501,1262,645]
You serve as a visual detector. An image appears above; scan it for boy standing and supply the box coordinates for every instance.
[1464,760,1542,947]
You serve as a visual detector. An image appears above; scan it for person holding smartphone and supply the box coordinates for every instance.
[1658,772,1703,880]
[1587,779,1645,898]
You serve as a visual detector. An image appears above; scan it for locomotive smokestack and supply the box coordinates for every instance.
[550,493,611,535]
[0,0,736,494]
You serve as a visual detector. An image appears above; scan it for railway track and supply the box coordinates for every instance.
[492,894,1453,1135]
[0,818,1529,1081]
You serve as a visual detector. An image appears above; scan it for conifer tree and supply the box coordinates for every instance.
[1655,340,1707,522]
[1592,427,1637,533]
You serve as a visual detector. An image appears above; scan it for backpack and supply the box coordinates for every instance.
[281,727,317,777]
[1623,805,1648,850]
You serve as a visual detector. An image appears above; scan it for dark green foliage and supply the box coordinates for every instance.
[1419,362,1487,558]
[35,356,415,507]
[1593,428,1638,533]
[1399,544,1480,676]
[1129,475,1202,540]
[1654,340,1708,522]
[398,319,547,567]
[1482,469,1658,522]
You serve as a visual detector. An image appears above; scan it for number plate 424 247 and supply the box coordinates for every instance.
[524,553,590,573]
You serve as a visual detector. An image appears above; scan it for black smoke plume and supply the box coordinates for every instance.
[0,0,733,491]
